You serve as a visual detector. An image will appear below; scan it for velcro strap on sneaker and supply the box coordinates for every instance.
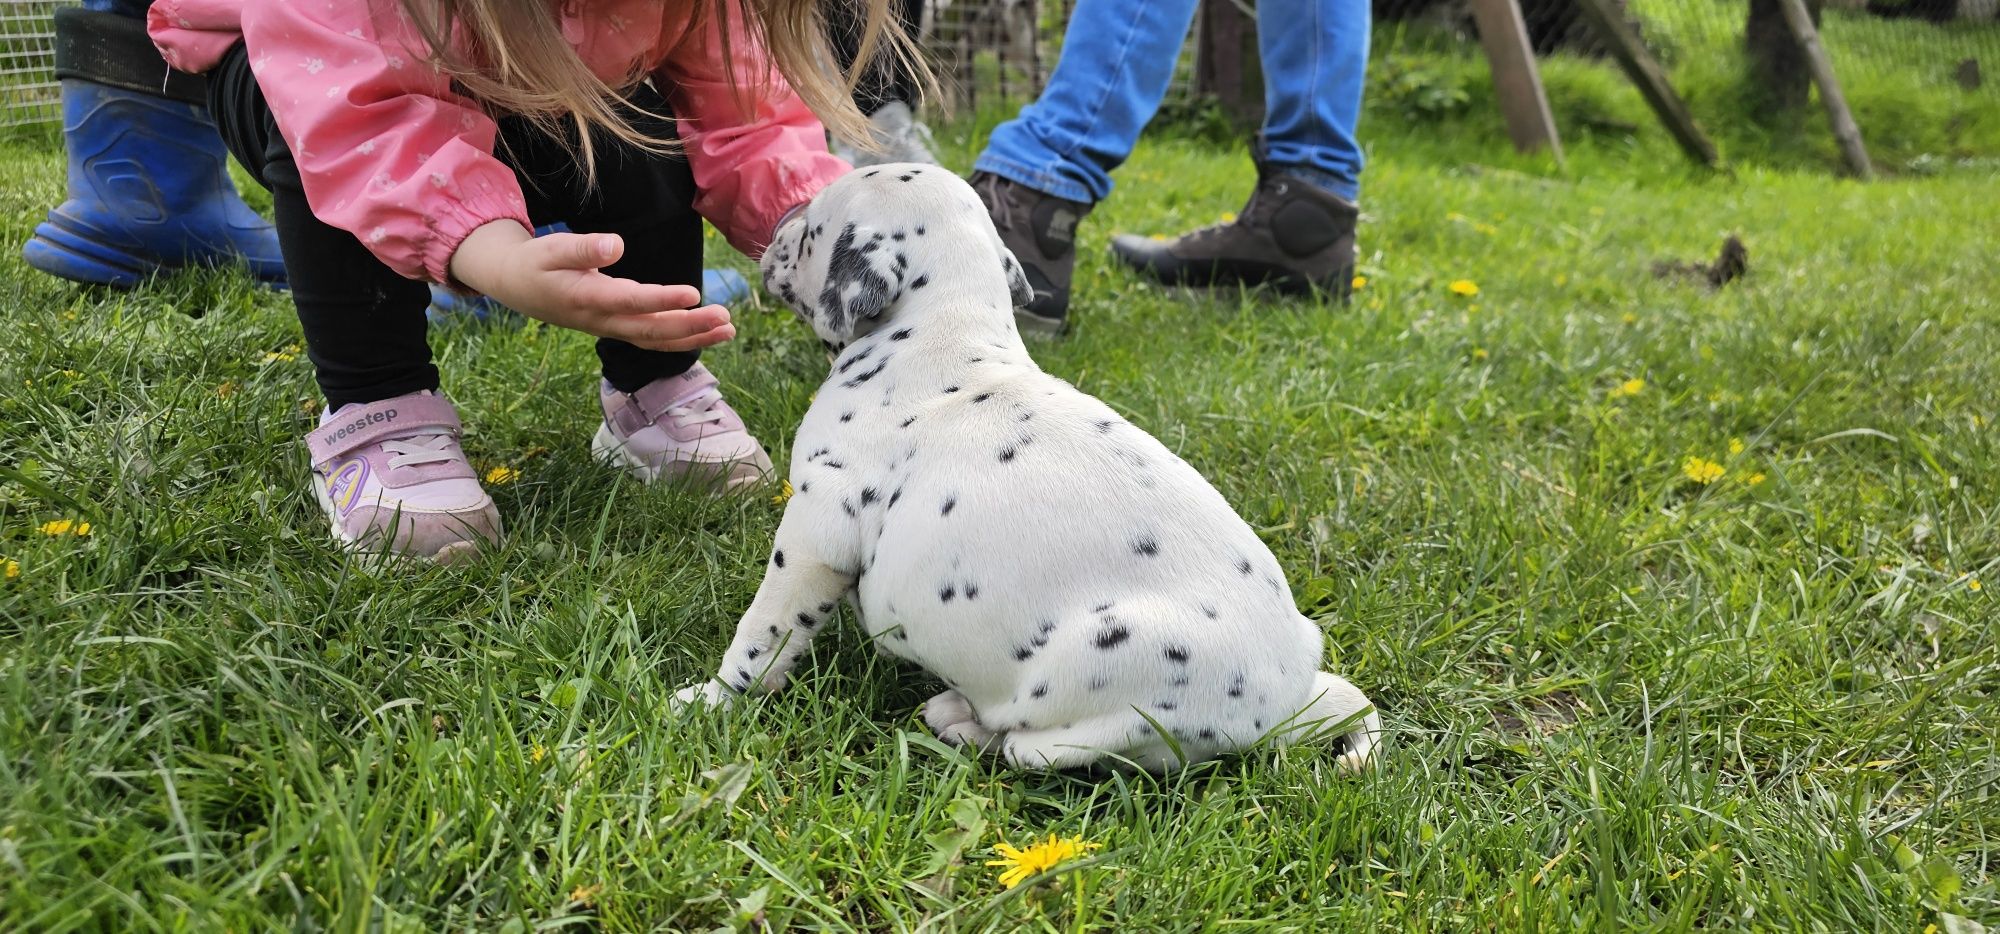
[611,370,720,435]
[53,8,208,106]
[307,395,463,467]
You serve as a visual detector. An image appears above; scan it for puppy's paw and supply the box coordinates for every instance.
[671,680,735,713]
[923,689,998,751]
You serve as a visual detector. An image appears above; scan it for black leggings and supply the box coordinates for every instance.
[829,0,927,115]
[204,43,700,408]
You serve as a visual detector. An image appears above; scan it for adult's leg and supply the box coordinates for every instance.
[1256,0,1371,201]
[23,3,285,288]
[971,0,1199,204]
[205,44,435,407]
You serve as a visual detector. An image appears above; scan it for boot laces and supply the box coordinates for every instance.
[382,433,463,469]
[973,173,1017,231]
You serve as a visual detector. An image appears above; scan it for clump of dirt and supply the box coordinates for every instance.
[1490,690,1590,738]
[1652,235,1748,289]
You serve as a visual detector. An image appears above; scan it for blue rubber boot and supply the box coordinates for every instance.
[23,78,287,289]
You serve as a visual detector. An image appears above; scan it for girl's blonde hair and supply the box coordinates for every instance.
[393,0,925,173]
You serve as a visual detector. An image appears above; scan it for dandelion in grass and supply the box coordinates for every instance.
[1729,438,1745,455]
[1472,347,1489,361]
[772,479,794,505]
[1608,378,1645,399]
[1351,275,1368,291]
[1681,457,1725,485]
[1970,577,1983,593]
[569,883,602,907]
[530,743,547,764]
[986,834,1101,889]
[39,519,91,537]
[216,381,238,399]
[1448,279,1480,297]
[484,465,520,485]
[261,343,302,364]
[1746,472,1767,486]
[3,558,17,580]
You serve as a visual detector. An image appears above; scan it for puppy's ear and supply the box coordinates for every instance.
[759,215,808,315]
[813,222,898,340]
[1001,248,1034,308]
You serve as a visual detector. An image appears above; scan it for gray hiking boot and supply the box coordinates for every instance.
[1109,166,1358,300]
[970,171,1093,334]
[834,101,940,167]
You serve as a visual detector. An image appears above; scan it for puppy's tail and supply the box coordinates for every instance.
[1275,671,1383,774]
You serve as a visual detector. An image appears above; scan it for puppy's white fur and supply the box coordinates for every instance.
[674,165,1381,772]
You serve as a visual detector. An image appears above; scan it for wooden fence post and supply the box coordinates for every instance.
[1777,0,1875,178]
[1468,0,1565,162]
[1573,0,1722,168]
[1195,0,1264,127]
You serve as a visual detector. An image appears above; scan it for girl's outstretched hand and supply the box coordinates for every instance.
[449,221,736,352]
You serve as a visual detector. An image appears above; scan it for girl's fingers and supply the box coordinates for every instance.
[613,314,736,351]
[568,275,706,318]
[542,232,623,271]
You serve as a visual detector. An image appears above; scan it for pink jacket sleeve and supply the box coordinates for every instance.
[656,1,850,259]
[234,3,534,284]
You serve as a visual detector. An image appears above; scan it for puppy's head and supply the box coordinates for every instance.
[760,164,1033,347]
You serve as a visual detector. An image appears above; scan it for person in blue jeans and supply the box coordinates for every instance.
[24,0,751,311]
[969,0,1369,334]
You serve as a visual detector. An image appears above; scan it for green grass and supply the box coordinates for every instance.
[5,83,2000,932]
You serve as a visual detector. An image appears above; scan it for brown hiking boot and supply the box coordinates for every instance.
[1109,167,1357,300]
[971,172,1093,334]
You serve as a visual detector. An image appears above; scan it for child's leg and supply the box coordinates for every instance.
[498,87,773,491]
[204,43,499,561]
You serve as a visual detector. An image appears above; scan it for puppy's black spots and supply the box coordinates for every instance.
[1164,645,1190,664]
[1169,674,1190,687]
[1266,576,1284,594]
[893,631,909,641]
[892,232,905,241]
[971,392,995,404]
[859,487,879,506]
[736,668,752,689]
[1198,729,1217,742]
[943,385,960,394]
[823,460,845,470]
[1228,677,1246,699]
[818,602,836,613]
[915,225,926,235]
[1237,558,1254,575]
[1014,646,1034,662]
[939,585,957,603]
[809,448,830,462]
[1155,701,1177,712]
[1133,537,1160,557]
[1095,420,1116,433]
[1018,411,1034,422]
[1255,719,1265,731]
[891,328,912,341]
[1089,676,1110,691]
[799,481,812,493]
[941,496,957,516]
[843,359,888,388]
[864,170,879,178]
[840,412,854,423]
[965,583,980,600]
[837,346,873,374]
[998,447,1017,463]
[910,274,930,290]
[1022,685,1045,702]
[888,487,903,508]
[899,416,917,428]
[746,646,762,660]
[1095,625,1131,649]
[1202,605,1219,620]
[841,499,858,518]
[898,173,914,182]
[796,613,818,629]
[768,625,780,636]
[772,550,785,568]
[1091,602,1113,613]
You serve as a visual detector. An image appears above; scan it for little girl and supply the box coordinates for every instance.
[146,0,908,563]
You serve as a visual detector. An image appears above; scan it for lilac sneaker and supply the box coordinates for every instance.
[308,391,502,563]
[592,364,773,492]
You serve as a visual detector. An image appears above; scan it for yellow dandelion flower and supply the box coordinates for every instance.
[1968,577,1982,592]
[3,558,18,580]
[1608,378,1645,399]
[1474,222,1498,236]
[1681,457,1725,485]
[1448,279,1480,297]
[772,479,794,505]
[1219,212,1236,224]
[1351,275,1368,290]
[530,744,547,763]
[569,883,602,907]
[1746,472,1767,486]
[1621,312,1639,325]
[1728,438,1745,455]
[485,465,520,485]
[1472,347,1489,360]
[986,834,1101,889]
[39,519,92,537]
[216,381,238,399]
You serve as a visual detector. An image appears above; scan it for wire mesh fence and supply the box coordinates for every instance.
[1,1,68,129]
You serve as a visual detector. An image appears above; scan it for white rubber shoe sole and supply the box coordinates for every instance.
[591,423,773,493]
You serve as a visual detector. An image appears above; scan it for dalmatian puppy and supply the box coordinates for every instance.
[672,165,1382,773]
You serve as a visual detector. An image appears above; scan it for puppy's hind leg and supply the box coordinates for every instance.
[1000,714,1167,772]
[923,689,1000,751]
[1273,671,1383,773]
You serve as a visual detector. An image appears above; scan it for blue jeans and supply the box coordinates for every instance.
[89,0,150,17]
[974,0,1368,204]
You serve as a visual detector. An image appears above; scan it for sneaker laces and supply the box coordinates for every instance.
[663,383,728,430]
[382,433,463,469]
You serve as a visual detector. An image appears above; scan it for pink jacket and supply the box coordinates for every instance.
[148,0,848,284]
